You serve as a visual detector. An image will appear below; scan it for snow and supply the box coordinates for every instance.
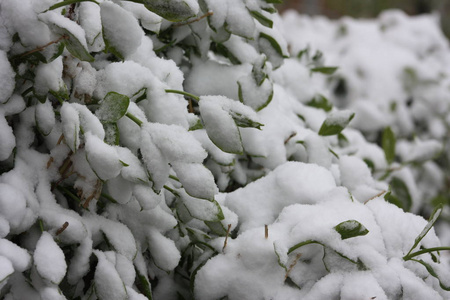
[147,228,181,271]
[85,132,123,181]
[172,162,218,200]
[100,2,144,58]
[185,60,252,101]
[60,103,80,151]
[67,237,92,285]
[79,2,104,52]
[145,122,207,163]
[339,155,382,201]
[0,1,449,299]
[121,2,162,33]
[226,162,337,232]
[0,0,51,47]
[33,232,67,284]
[0,113,15,161]
[199,96,244,154]
[86,214,137,261]
[35,100,56,136]
[226,0,255,38]
[397,138,443,163]
[0,239,31,272]
[0,183,27,231]
[34,57,63,96]
[0,255,14,286]
[39,10,89,49]
[73,62,97,96]
[39,205,88,244]
[0,50,15,103]
[94,250,128,300]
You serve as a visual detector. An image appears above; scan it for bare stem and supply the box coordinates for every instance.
[174,11,214,27]
[284,132,297,144]
[222,224,232,252]
[20,35,68,57]
[364,190,387,204]
[55,222,69,235]
[285,253,302,280]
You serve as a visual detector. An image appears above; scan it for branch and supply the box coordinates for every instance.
[174,11,214,27]
[20,35,68,58]
[222,224,232,252]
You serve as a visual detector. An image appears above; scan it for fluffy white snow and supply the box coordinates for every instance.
[0,51,15,104]
[33,232,67,284]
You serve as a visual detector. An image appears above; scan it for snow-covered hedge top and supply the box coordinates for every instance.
[0,0,449,299]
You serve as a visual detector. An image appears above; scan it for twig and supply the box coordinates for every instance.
[222,224,232,252]
[47,135,65,169]
[55,222,69,235]
[174,11,214,27]
[364,190,386,204]
[285,253,302,280]
[20,35,68,58]
[47,157,54,169]
[284,132,297,144]
[82,180,102,208]
[188,98,194,113]
[57,134,65,145]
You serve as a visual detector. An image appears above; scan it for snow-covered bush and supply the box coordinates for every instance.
[0,0,449,299]
[281,9,450,218]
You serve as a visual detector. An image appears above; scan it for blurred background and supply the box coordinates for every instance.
[276,0,450,37]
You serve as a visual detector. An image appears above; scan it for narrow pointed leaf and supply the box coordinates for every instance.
[311,66,338,75]
[318,110,355,136]
[406,204,443,256]
[382,126,396,164]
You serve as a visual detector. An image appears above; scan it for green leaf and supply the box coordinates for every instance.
[103,122,120,145]
[252,55,269,86]
[385,177,412,211]
[103,34,124,61]
[263,0,283,3]
[135,270,154,300]
[131,87,147,103]
[297,48,309,60]
[318,111,355,136]
[189,119,204,131]
[311,66,338,75]
[204,220,227,236]
[212,43,241,65]
[143,0,197,22]
[229,111,263,129]
[48,0,99,11]
[288,239,321,255]
[49,42,65,62]
[363,158,375,173]
[406,205,443,257]
[307,94,333,112]
[96,92,130,123]
[259,32,286,58]
[261,6,277,14]
[56,27,94,62]
[49,84,70,104]
[382,127,396,164]
[334,220,369,240]
[165,89,200,101]
[249,10,273,28]
[410,259,450,291]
